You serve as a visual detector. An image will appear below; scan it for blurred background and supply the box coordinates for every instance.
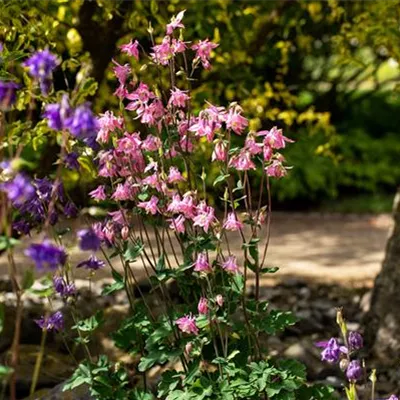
[2,0,400,213]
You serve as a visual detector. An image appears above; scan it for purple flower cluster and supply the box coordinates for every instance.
[35,311,64,331]
[24,241,66,270]
[23,50,58,95]
[64,152,79,170]
[44,96,98,148]
[0,81,19,110]
[316,331,364,382]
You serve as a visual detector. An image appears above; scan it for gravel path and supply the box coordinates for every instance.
[0,213,392,287]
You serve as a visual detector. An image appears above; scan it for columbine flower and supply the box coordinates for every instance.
[76,255,105,270]
[168,87,189,108]
[119,39,139,60]
[138,195,159,215]
[193,202,215,232]
[229,151,255,171]
[25,241,66,270]
[197,297,208,314]
[97,110,124,143]
[89,185,107,201]
[151,36,174,65]
[194,252,211,273]
[215,294,224,307]
[225,106,248,135]
[258,126,293,149]
[387,396,399,400]
[315,338,347,364]
[348,331,363,351]
[0,173,35,206]
[176,314,199,335]
[191,39,218,69]
[77,229,101,251]
[66,103,98,146]
[222,255,239,274]
[346,360,363,381]
[64,202,78,218]
[166,10,185,35]
[0,81,19,110]
[64,152,79,170]
[13,220,31,235]
[53,276,76,297]
[212,140,227,162]
[223,212,243,231]
[168,167,185,184]
[112,60,131,85]
[266,160,287,178]
[23,50,58,95]
[35,311,64,331]
[44,94,72,131]
[169,215,186,233]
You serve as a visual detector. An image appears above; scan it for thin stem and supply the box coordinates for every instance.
[30,328,48,397]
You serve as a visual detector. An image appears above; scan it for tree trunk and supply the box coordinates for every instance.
[366,187,400,365]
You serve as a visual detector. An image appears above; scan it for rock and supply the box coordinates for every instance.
[27,381,93,400]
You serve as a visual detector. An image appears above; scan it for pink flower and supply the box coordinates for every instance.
[112,60,131,85]
[229,151,256,171]
[263,145,273,161]
[168,167,185,184]
[114,84,128,99]
[222,255,239,273]
[245,136,262,155]
[138,195,159,215]
[120,39,139,60]
[266,160,288,178]
[126,82,155,104]
[176,314,199,335]
[89,185,107,201]
[97,111,124,143]
[167,194,182,213]
[197,297,208,314]
[166,10,186,35]
[192,39,219,69]
[178,193,196,218]
[258,127,293,149]
[212,140,227,162]
[169,215,186,233]
[189,115,220,142]
[223,212,243,231]
[121,226,129,240]
[193,202,215,232]
[215,294,224,307]
[108,210,128,225]
[142,135,161,152]
[225,106,248,135]
[172,38,187,53]
[151,36,174,65]
[194,252,211,272]
[168,87,190,108]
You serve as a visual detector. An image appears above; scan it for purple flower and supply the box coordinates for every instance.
[23,50,58,95]
[77,255,105,270]
[77,229,101,251]
[64,202,78,218]
[0,174,35,206]
[0,81,19,110]
[43,95,72,131]
[346,360,363,381]
[35,311,64,331]
[348,331,363,351]
[65,103,98,146]
[53,276,76,297]
[387,396,399,400]
[12,220,31,235]
[24,241,66,270]
[315,338,347,364]
[64,152,79,170]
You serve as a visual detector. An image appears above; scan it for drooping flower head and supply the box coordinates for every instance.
[89,185,107,201]
[191,39,219,69]
[64,152,79,170]
[222,255,239,274]
[24,241,67,270]
[346,360,363,381]
[53,276,76,297]
[166,10,186,35]
[194,252,211,273]
[119,39,140,60]
[168,87,189,108]
[197,297,208,315]
[77,228,101,252]
[66,103,98,147]
[348,331,363,351]
[76,255,105,270]
[175,314,199,335]
[0,173,35,206]
[44,94,72,131]
[315,338,347,364]
[35,311,64,331]
[193,202,215,232]
[0,81,19,110]
[223,212,243,232]
[138,195,159,215]
[23,50,58,95]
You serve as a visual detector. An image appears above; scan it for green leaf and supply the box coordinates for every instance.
[22,268,34,290]
[213,173,230,186]
[260,266,279,274]
[124,242,144,262]
[257,310,297,334]
[63,363,92,391]
[102,270,125,295]
[73,311,104,333]
[0,236,20,251]
[0,365,13,379]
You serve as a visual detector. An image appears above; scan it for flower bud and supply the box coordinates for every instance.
[215,294,224,307]
[339,358,349,371]
[348,331,363,351]
[346,360,363,381]
[121,226,129,240]
[197,297,208,314]
[185,342,193,355]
